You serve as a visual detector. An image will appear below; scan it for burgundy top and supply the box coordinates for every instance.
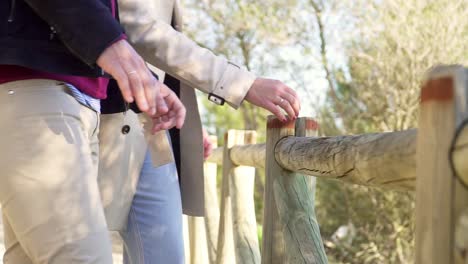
[0,0,120,99]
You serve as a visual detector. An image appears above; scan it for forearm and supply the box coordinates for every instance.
[118,0,256,108]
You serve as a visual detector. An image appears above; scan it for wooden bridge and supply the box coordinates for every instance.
[183,65,468,264]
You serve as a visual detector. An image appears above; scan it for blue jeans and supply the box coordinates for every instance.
[120,149,185,264]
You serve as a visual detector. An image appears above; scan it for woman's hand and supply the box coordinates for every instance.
[149,84,186,133]
[245,78,301,122]
[202,128,213,160]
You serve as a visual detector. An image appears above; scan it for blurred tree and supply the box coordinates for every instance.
[316,0,468,263]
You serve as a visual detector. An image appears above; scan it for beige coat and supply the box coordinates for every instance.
[98,0,256,230]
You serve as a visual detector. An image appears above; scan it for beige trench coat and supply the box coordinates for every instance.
[98,0,256,230]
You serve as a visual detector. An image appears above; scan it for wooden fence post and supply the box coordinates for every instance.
[183,215,191,263]
[204,136,220,264]
[189,135,220,264]
[416,65,468,264]
[189,216,209,264]
[266,117,328,263]
[455,208,468,264]
[216,130,238,264]
[262,116,295,264]
[273,117,327,263]
[230,131,261,264]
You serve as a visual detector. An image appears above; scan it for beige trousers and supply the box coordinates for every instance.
[0,80,113,263]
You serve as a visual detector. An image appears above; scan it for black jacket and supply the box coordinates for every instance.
[0,0,124,77]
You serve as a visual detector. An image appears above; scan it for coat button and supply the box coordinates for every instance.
[8,90,14,95]
[121,125,131,134]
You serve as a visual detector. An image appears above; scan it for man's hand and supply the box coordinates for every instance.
[202,128,213,160]
[150,84,186,133]
[244,78,301,122]
[97,39,161,116]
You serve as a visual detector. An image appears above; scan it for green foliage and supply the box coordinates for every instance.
[316,180,415,263]
[316,0,467,262]
[185,0,467,262]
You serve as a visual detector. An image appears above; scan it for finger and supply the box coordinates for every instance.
[175,107,186,128]
[127,68,149,112]
[112,64,133,103]
[284,88,301,116]
[152,118,176,133]
[265,101,287,122]
[151,117,165,133]
[117,45,148,110]
[279,94,298,119]
[284,86,298,97]
[121,54,149,112]
[158,84,174,114]
[158,88,185,128]
[156,94,168,115]
[165,104,185,129]
[171,96,186,128]
[156,87,168,115]
[142,70,157,115]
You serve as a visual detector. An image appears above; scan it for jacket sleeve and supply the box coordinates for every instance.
[118,0,256,109]
[23,0,124,66]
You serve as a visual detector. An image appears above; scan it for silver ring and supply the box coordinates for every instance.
[279,98,285,105]
[127,70,137,75]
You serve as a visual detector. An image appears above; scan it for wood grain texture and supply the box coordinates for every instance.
[455,208,468,264]
[204,136,220,264]
[415,65,468,264]
[230,144,266,168]
[453,122,468,188]
[272,118,328,263]
[275,129,417,191]
[206,147,223,164]
[229,131,261,264]
[216,131,237,264]
[262,116,292,264]
[189,216,210,264]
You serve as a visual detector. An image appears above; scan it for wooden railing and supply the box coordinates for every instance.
[184,65,468,264]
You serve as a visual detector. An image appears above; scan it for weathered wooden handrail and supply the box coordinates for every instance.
[206,127,468,192]
[231,143,266,168]
[207,147,223,164]
[207,144,266,169]
[275,129,417,191]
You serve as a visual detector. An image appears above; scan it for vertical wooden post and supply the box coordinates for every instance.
[267,117,328,263]
[230,131,261,264]
[204,136,220,264]
[183,215,191,263]
[189,216,210,264]
[416,65,468,264]
[455,208,468,264]
[216,130,238,264]
[276,117,328,263]
[262,116,295,264]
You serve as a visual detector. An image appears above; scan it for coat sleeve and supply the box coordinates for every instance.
[118,0,256,109]
[23,0,124,66]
